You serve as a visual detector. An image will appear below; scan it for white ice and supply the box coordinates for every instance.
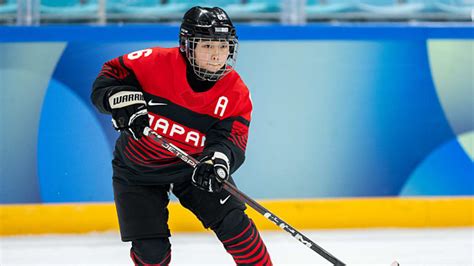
[1,228,473,265]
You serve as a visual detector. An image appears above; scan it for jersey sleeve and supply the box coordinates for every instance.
[204,93,252,174]
[91,55,141,114]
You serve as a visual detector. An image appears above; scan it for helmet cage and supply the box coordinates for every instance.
[183,36,239,82]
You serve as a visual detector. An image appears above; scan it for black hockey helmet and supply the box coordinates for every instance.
[179,6,237,42]
[179,6,239,81]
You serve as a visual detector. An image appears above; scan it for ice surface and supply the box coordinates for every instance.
[1,228,473,265]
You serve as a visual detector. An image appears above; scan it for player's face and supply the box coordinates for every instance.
[194,40,230,73]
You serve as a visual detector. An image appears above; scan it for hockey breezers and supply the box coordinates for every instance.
[143,127,346,266]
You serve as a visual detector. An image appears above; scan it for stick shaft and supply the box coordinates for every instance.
[143,127,346,265]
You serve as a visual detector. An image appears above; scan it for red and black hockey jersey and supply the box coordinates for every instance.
[91,47,252,185]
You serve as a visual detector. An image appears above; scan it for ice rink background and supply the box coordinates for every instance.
[1,24,472,266]
[1,228,473,265]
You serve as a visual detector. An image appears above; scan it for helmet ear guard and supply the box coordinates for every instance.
[179,38,185,52]
[179,37,189,56]
[179,27,190,53]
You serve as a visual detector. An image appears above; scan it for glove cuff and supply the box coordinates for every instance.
[212,152,230,181]
[212,151,229,168]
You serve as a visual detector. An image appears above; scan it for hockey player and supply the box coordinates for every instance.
[91,6,273,266]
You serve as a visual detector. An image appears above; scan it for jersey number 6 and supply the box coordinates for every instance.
[127,49,153,60]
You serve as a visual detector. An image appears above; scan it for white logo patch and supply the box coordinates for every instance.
[148,100,168,106]
[220,195,231,205]
[215,27,228,33]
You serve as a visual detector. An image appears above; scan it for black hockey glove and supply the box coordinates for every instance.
[192,152,230,193]
[107,86,149,140]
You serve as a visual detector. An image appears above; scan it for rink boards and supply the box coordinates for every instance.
[1,197,472,236]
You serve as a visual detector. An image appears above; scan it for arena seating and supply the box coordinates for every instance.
[1,0,472,24]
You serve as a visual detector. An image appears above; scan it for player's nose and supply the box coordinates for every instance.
[211,54,219,61]
[210,46,221,59]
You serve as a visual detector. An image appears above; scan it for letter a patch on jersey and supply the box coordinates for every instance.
[214,96,228,117]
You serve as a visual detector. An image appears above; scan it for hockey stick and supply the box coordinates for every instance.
[143,127,346,266]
